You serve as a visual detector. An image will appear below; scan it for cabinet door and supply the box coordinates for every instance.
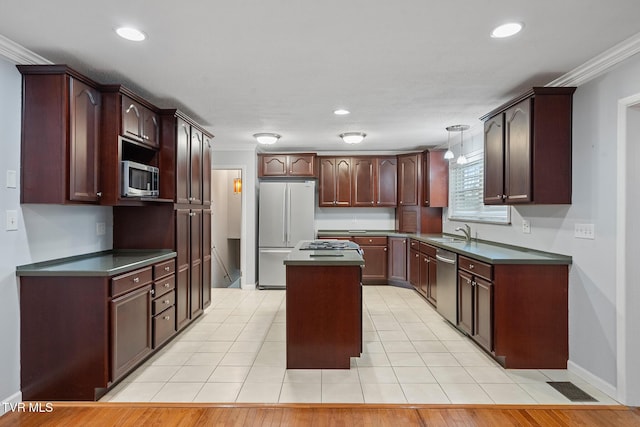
[122,96,143,141]
[388,237,407,281]
[361,245,388,282]
[352,157,375,206]
[176,119,191,204]
[190,209,203,318]
[376,157,397,206]
[318,158,337,207]
[427,255,437,305]
[473,276,493,351]
[111,284,152,381]
[423,150,448,207]
[260,155,288,176]
[398,154,419,206]
[202,135,212,205]
[505,99,532,203]
[335,158,352,206]
[483,115,505,205]
[288,154,315,176]
[190,129,203,204]
[143,110,160,148]
[69,78,100,202]
[175,209,190,330]
[457,271,473,335]
[202,209,212,309]
[409,249,420,290]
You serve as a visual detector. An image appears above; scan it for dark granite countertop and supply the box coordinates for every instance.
[284,241,365,266]
[317,230,571,265]
[16,249,177,277]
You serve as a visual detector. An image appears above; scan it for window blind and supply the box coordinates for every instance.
[448,151,509,224]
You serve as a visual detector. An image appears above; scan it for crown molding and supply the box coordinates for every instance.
[0,34,51,65]
[548,32,640,87]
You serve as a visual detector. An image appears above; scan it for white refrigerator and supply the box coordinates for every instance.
[258,180,315,289]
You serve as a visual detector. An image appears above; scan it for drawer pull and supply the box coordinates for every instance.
[164,283,171,288]
[133,277,139,283]
[469,264,475,269]
[164,266,171,271]
[369,239,372,243]
[163,315,171,320]
[163,299,170,304]
[384,247,387,252]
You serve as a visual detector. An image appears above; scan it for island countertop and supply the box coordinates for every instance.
[16,249,177,277]
[284,241,365,266]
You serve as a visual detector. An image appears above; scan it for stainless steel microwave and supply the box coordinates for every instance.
[121,160,159,197]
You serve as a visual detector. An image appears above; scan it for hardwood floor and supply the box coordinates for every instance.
[1,403,638,426]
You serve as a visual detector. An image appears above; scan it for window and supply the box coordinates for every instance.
[448,150,510,224]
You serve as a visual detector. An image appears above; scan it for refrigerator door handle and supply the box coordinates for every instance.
[287,186,292,245]
[282,185,287,244]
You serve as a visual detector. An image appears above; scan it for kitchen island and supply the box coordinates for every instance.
[284,241,365,369]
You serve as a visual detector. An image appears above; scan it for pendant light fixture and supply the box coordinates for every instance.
[233,170,242,194]
[445,125,469,163]
[444,126,454,160]
[456,125,469,165]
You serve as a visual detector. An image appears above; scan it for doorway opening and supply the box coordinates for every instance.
[211,169,242,288]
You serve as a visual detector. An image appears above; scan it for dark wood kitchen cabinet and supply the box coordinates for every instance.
[481,87,576,205]
[190,209,204,318]
[388,236,407,283]
[422,149,448,207]
[18,65,102,204]
[258,153,316,177]
[408,239,437,305]
[202,209,212,309]
[319,157,352,206]
[352,156,397,207]
[159,110,213,205]
[457,256,494,352]
[121,95,160,148]
[175,208,191,330]
[398,153,420,206]
[353,236,388,284]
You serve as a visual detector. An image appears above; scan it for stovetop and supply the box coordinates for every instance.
[299,240,360,250]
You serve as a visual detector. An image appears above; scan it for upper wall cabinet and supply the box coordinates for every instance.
[481,87,576,205]
[422,149,448,207]
[352,156,397,207]
[397,153,420,206]
[258,154,316,177]
[18,65,102,204]
[159,110,213,205]
[121,95,160,148]
[318,157,352,207]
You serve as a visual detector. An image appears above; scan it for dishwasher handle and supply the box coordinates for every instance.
[435,254,456,264]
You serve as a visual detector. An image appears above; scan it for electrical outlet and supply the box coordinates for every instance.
[6,170,17,188]
[522,219,531,234]
[96,222,106,236]
[574,223,595,239]
[6,210,18,231]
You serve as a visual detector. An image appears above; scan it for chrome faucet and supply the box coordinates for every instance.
[455,224,472,243]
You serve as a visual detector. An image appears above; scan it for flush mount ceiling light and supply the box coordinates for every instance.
[115,27,146,41]
[253,133,281,145]
[339,132,366,144]
[491,22,523,38]
[333,109,350,115]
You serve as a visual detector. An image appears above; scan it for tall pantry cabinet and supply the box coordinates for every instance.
[114,110,213,331]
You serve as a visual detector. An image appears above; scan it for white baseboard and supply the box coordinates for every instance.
[241,282,256,290]
[0,390,22,417]
[567,360,618,401]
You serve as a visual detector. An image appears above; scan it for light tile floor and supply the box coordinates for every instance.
[100,286,619,405]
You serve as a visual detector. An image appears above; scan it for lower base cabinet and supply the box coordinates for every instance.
[408,239,437,306]
[19,256,178,401]
[353,236,388,284]
[457,257,493,353]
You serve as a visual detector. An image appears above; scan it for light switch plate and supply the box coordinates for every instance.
[96,222,106,236]
[522,219,531,234]
[6,170,16,188]
[6,210,18,231]
[575,223,595,239]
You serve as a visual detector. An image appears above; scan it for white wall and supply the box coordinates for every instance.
[444,52,640,397]
[0,57,113,411]
[211,149,257,289]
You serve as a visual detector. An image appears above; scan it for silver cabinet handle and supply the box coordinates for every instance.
[133,277,139,283]
[96,192,102,197]
[469,264,475,269]
[384,247,387,252]
[164,283,171,288]
[163,316,171,320]
[163,299,170,304]
[164,266,171,271]
[150,289,155,296]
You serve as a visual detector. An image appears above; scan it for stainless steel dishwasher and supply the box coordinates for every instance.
[435,248,458,325]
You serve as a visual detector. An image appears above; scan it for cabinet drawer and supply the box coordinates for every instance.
[153,274,175,297]
[409,239,420,250]
[111,267,153,297]
[154,259,176,280]
[459,256,493,280]
[153,306,177,348]
[353,236,387,246]
[419,242,436,257]
[153,290,175,315]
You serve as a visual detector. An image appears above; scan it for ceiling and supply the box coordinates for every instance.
[1,1,640,153]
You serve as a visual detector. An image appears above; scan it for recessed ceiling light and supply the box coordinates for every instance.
[333,109,350,115]
[491,22,523,38]
[115,27,146,42]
